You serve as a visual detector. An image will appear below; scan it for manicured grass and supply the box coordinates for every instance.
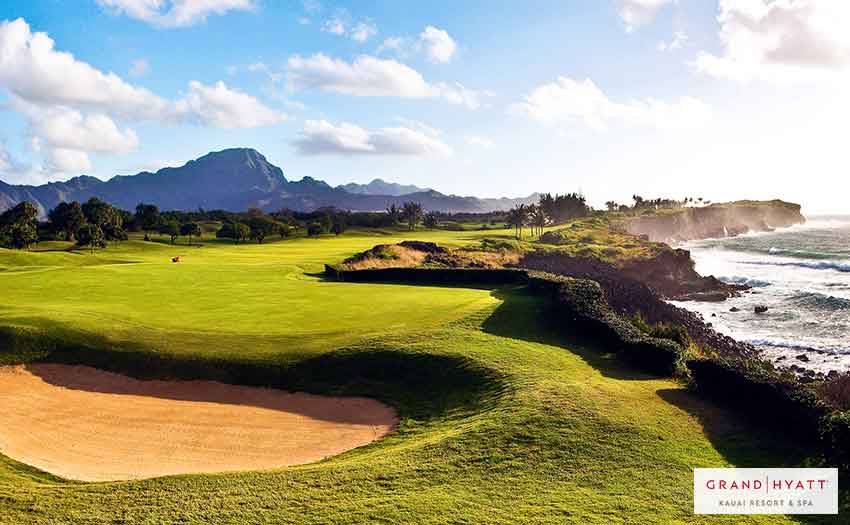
[0,229,840,524]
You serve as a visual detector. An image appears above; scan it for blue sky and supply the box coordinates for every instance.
[0,1,848,213]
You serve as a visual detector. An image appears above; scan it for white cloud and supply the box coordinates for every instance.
[247,62,283,82]
[96,0,255,28]
[44,148,92,173]
[297,17,310,25]
[293,119,452,157]
[509,76,710,131]
[465,135,495,149]
[13,100,139,155]
[0,18,284,177]
[695,0,850,82]
[376,36,408,57]
[351,21,378,43]
[617,0,675,31]
[0,18,169,119]
[321,15,346,35]
[657,30,687,52]
[286,53,486,108]
[129,58,150,77]
[320,10,376,43]
[418,26,457,63]
[175,81,287,128]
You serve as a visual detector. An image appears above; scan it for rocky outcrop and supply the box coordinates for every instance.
[623,200,805,243]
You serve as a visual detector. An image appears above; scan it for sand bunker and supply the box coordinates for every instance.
[0,364,397,482]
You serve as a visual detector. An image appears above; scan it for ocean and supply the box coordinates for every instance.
[670,216,850,374]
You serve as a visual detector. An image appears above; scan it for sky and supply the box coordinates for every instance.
[0,0,848,214]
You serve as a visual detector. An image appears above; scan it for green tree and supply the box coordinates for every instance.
[76,224,106,253]
[7,222,37,250]
[1,202,40,249]
[386,203,401,226]
[331,213,346,235]
[506,204,527,240]
[159,220,180,245]
[217,222,250,244]
[278,222,292,239]
[82,198,125,241]
[401,202,423,231]
[135,203,161,240]
[307,222,323,237]
[248,216,277,244]
[320,212,333,234]
[48,201,86,241]
[180,222,202,245]
[423,212,439,228]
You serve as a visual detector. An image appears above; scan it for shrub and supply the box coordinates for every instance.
[817,372,850,411]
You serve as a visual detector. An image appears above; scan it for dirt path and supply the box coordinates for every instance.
[0,364,397,482]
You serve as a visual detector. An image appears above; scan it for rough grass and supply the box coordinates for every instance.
[0,228,843,524]
[537,217,668,265]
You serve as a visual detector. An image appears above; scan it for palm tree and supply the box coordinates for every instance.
[401,202,423,231]
[507,204,527,240]
[530,205,548,236]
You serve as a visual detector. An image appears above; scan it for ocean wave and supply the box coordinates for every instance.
[742,260,850,273]
[789,291,850,311]
[719,275,772,288]
[746,337,850,355]
[767,247,841,260]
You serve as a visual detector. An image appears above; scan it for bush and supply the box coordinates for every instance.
[687,358,827,440]
[820,411,850,472]
[817,372,850,411]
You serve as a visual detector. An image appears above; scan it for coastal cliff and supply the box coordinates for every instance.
[623,200,805,243]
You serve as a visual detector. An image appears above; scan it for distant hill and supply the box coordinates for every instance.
[338,179,430,196]
[0,149,538,216]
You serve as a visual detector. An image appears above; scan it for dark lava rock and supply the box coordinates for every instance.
[776,356,787,361]
[711,313,717,317]
[398,241,446,254]
[795,353,810,362]
[827,370,840,379]
[729,307,740,312]
[754,305,769,314]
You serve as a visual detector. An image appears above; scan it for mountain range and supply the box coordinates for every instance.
[0,149,538,217]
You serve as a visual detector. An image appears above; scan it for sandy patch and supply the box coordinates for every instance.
[0,364,397,482]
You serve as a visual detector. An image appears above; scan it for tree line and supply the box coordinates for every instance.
[506,193,591,239]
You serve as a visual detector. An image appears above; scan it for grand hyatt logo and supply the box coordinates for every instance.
[694,468,838,515]
[704,478,829,491]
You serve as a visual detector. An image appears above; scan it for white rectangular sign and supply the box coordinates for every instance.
[694,468,838,515]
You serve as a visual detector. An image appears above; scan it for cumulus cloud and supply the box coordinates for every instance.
[96,0,255,28]
[175,81,287,128]
[321,14,346,35]
[351,21,378,43]
[617,0,675,30]
[418,26,457,63]
[508,76,710,131]
[11,98,139,154]
[293,119,452,157]
[286,53,485,108]
[695,0,850,82]
[320,10,377,43]
[0,18,284,176]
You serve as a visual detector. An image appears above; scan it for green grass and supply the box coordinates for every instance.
[0,229,841,524]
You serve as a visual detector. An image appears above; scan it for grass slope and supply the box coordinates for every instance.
[0,228,839,524]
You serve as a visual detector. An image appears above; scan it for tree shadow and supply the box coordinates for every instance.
[657,388,846,524]
[481,287,656,381]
